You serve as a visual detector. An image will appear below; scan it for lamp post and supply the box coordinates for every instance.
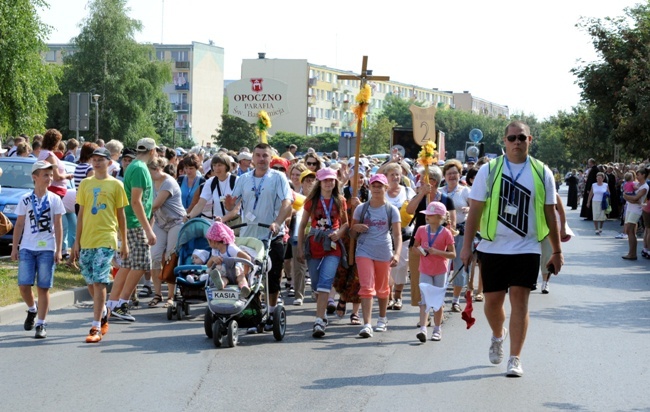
[92,94,100,141]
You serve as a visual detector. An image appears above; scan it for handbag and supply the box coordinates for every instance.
[159,251,179,283]
[0,212,13,236]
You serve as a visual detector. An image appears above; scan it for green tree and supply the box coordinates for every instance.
[47,0,171,146]
[376,94,423,127]
[572,3,650,155]
[305,133,339,154]
[0,0,60,136]
[215,114,258,150]
[268,131,308,154]
[362,117,395,154]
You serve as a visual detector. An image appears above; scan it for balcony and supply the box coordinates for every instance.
[171,103,189,112]
[307,116,316,124]
[175,82,190,91]
[331,120,340,128]
[332,83,340,91]
[175,61,190,69]
[342,100,350,110]
[331,101,338,110]
[307,96,316,106]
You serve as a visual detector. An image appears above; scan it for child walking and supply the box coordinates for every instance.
[412,201,456,342]
[73,148,129,343]
[206,222,252,298]
[11,161,66,339]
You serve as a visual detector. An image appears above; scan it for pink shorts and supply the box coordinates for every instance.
[356,257,391,299]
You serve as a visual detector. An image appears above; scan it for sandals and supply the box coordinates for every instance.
[148,294,163,307]
[326,298,337,315]
[335,299,347,319]
[163,299,174,308]
[474,293,484,302]
[350,313,361,325]
[138,284,153,297]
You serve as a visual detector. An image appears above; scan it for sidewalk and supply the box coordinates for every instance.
[0,285,94,325]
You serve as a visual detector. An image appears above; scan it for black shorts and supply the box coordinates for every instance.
[478,252,540,293]
[267,237,287,295]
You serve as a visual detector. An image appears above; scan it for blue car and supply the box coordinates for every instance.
[0,157,76,247]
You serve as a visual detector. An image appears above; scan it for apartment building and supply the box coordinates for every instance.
[452,91,509,118]
[46,41,224,145]
[241,56,456,136]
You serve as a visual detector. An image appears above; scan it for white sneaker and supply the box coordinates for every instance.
[312,318,326,338]
[506,356,523,377]
[489,328,508,364]
[293,298,303,306]
[358,324,373,338]
[374,317,388,332]
[615,233,627,239]
[541,282,549,294]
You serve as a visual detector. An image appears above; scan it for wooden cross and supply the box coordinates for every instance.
[337,56,389,195]
[338,56,389,265]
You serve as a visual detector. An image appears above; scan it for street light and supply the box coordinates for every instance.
[92,94,100,141]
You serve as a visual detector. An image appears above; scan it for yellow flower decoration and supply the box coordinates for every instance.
[417,141,438,166]
[352,84,372,121]
[256,110,272,143]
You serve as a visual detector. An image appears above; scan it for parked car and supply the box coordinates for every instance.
[0,157,76,247]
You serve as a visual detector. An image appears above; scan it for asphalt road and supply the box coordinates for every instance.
[1,187,649,412]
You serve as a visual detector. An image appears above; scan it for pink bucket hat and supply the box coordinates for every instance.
[368,173,388,186]
[420,201,447,216]
[206,222,235,244]
[316,167,337,181]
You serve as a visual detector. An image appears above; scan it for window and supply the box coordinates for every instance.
[171,50,187,61]
[45,50,56,61]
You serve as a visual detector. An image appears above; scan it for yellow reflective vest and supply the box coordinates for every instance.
[480,155,549,242]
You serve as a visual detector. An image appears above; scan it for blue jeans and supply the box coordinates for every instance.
[62,212,77,253]
[18,249,55,288]
[307,255,340,293]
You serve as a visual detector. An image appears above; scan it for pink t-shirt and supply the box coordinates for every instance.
[414,224,454,276]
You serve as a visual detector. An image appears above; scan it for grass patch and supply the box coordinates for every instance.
[0,260,86,307]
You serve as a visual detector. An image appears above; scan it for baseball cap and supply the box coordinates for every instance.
[300,169,316,182]
[91,147,112,159]
[238,152,252,161]
[369,173,388,186]
[31,160,54,174]
[316,167,337,181]
[420,201,447,216]
[467,157,477,163]
[136,137,158,152]
[122,148,136,159]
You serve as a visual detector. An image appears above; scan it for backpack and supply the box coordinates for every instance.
[358,202,393,230]
[210,174,238,215]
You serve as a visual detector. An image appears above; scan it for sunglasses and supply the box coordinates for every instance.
[272,166,286,171]
[506,134,528,142]
[306,162,318,166]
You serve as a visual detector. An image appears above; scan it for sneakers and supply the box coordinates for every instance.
[615,233,627,239]
[209,269,224,290]
[293,298,303,306]
[393,299,403,310]
[305,276,311,285]
[506,356,523,377]
[375,317,388,332]
[85,327,102,343]
[416,329,427,343]
[451,302,462,312]
[264,315,274,332]
[358,324,373,338]
[287,287,295,297]
[541,281,549,294]
[240,285,251,299]
[111,303,135,322]
[34,324,47,339]
[312,318,326,338]
[100,312,109,335]
[24,310,37,331]
[431,328,442,341]
[489,328,508,364]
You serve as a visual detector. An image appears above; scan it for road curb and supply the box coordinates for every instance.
[0,284,115,326]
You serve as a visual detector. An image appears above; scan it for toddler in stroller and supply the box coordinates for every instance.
[206,222,252,299]
[184,249,210,283]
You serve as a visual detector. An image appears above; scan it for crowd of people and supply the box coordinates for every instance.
[9,120,588,378]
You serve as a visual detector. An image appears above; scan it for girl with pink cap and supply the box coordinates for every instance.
[205,222,252,298]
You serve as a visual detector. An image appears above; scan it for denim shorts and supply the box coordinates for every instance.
[80,248,115,285]
[307,255,340,293]
[18,249,55,289]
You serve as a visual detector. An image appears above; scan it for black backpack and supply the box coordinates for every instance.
[210,174,237,215]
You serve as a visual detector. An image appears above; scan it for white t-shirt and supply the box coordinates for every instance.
[442,184,471,224]
[200,174,237,219]
[470,157,556,255]
[385,185,415,210]
[16,191,66,251]
[626,182,648,214]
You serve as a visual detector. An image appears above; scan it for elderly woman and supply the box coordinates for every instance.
[441,159,471,312]
[587,172,610,235]
[148,157,186,307]
[406,165,457,321]
[105,139,124,178]
[379,162,415,310]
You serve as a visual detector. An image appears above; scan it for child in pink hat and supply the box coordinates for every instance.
[413,201,456,342]
[205,222,252,297]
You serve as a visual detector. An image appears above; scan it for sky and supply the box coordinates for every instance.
[38,0,642,120]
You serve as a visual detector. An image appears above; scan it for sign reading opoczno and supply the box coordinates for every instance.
[227,78,290,123]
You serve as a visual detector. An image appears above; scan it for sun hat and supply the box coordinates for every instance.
[420,201,447,216]
[192,249,210,264]
[31,160,54,174]
[368,173,388,186]
[237,152,252,161]
[136,137,158,152]
[316,167,337,181]
[206,222,235,244]
[300,169,316,182]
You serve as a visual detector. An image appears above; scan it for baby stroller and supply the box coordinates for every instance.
[203,223,286,348]
[167,218,212,321]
